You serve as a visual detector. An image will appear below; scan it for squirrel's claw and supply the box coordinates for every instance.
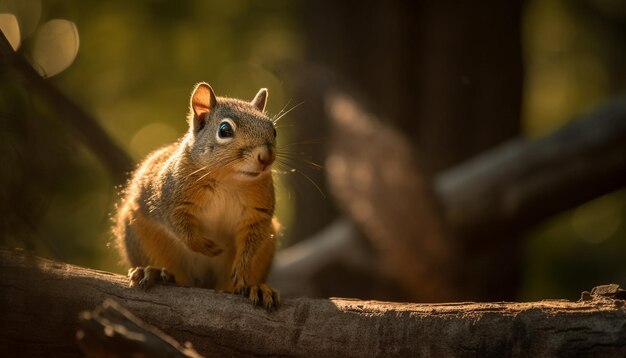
[232,265,280,310]
[128,266,175,290]
[247,283,280,311]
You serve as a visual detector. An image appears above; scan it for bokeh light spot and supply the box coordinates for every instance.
[0,13,20,50]
[32,19,79,78]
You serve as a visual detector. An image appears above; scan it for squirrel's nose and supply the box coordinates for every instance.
[256,145,275,167]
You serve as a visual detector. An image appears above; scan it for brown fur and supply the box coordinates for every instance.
[113,83,280,308]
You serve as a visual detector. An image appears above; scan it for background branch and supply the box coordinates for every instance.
[0,30,133,184]
[438,96,626,245]
[272,92,626,301]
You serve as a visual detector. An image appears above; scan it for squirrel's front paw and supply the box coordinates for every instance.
[248,284,281,311]
[128,266,175,290]
[231,265,248,294]
[232,267,280,310]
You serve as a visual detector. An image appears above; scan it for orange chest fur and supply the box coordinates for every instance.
[186,180,273,244]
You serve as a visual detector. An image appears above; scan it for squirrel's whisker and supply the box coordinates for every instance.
[186,165,209,180]
[273,162,305,198]
[276,139,325,149]
[274,124,296,130]
[271,159,325,199]
[194,156,241,183]
[271,98,293,122]
[292,168,326,198]
[272,101,304,125]
[275,153,323,170]
[195,170,212,183]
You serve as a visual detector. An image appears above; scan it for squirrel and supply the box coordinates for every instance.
[113,82,280,310]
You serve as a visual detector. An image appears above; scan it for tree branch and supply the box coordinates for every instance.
[2,249,626,357]
[77,299,202,358]
[0,29,134,184]
[313,90,626,300]
[325,91,456,301]
[437,97,626,245]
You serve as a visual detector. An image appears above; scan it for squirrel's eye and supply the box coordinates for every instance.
[218,122,234,139]
[273,128,277,138]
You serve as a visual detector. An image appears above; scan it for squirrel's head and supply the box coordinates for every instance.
[186,82,277,182]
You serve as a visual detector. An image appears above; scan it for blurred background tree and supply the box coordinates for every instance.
[0,0,624,302]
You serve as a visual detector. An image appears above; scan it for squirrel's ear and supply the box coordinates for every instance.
[251,88,268,113]
[190,82,217,130]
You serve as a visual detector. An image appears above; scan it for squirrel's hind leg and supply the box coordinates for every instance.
[128,266,175,290]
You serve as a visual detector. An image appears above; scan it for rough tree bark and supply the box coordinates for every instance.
[77,299,203,358]
[2,250,626,357]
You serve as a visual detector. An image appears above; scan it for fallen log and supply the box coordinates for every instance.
[2,249,626,357]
